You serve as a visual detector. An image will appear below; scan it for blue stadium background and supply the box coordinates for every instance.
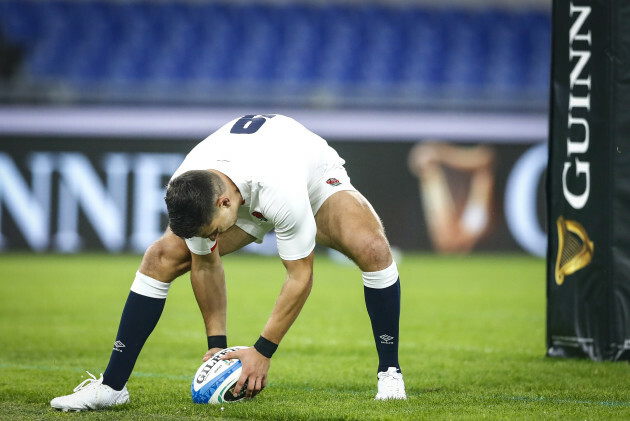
[0,0,550,111]
[0,0,551,254]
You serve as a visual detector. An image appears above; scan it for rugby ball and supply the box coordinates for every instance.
[191,346,248,404]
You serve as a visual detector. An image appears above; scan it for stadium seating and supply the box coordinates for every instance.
[0,0,550,109]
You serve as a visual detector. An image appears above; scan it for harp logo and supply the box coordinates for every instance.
[555,216,594,285]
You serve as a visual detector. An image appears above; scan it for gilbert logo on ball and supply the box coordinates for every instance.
[191,346,249,404]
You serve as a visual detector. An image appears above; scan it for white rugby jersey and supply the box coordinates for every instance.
[171,114,346,261]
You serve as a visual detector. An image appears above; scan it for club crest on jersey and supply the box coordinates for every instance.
[326,178,342,186]
[252,211,268,222]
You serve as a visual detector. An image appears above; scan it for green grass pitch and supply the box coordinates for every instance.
[1,252,629,420]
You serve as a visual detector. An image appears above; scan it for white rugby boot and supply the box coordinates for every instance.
[50,372,129,412]
[375,367,407,400]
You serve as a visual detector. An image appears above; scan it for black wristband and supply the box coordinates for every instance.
[207,335,227,350]
[254,335,278,358]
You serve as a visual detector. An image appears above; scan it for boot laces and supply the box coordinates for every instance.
[73,371,102,393]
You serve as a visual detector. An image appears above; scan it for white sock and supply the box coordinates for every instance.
[362,261,399,289]
[130,272,171,299]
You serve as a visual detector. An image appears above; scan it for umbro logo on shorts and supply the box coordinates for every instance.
[326,178,342,186]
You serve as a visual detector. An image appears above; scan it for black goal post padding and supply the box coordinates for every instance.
[547,0,630,361]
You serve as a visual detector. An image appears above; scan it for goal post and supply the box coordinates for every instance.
[547,0,630,361]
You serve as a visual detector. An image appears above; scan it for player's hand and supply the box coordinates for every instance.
[221,347,270,399]
[202,347,224,362]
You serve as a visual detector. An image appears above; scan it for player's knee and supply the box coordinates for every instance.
[140,238,191,282]
[351,234,392,272]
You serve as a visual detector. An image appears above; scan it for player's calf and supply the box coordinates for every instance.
[363,260,406,400]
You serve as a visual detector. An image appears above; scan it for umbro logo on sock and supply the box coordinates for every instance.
[379,334,394,344]
[113,340,126,353]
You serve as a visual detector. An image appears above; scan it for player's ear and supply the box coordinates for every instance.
[217,196,231,208]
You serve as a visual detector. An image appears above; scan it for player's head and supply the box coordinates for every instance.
[165,170,227,239]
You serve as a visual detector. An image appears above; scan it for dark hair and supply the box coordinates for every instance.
[165,170,226,239]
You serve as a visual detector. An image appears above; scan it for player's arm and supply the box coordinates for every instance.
[188,241,228,361]
[222,185,316,398]
[261,252,314,344]
[223,251,314,399]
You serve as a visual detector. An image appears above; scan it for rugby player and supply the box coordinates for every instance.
[51,114,406,411]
